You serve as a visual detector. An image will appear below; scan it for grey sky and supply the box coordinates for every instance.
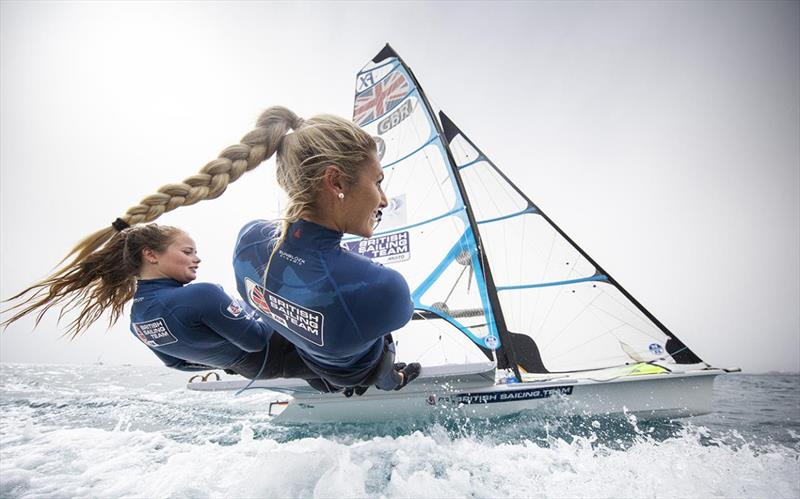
[1,1,798,373]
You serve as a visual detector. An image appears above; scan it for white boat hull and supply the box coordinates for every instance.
[187,363,723,424]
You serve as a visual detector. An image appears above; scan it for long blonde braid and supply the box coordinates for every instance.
[2,106,302,337]
[65,107,304,268]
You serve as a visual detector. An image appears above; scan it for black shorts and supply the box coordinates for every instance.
[301,335,400,389]
[229,333,318,380]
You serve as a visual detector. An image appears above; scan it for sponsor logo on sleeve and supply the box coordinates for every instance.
[342,231,410,264]
[132,318,178,348]
[227,301,243,316]
[244,278,324,346]
[221,299,251,320]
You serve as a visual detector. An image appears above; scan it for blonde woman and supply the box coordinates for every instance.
[3,106,419,393]
[231,108,420,393]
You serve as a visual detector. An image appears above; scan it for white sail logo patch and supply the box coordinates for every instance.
[374,136,386,161]
[244,278,324,346]
[356,64,394,93]
[343,231,410,264]
[377,98,415,135]
[378,195,407,230]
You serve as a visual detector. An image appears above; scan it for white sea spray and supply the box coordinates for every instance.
[1,365,798,498]
[1,421,798,498]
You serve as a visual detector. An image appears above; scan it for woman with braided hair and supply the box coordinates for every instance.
[2,221,320,382]
[3,106,419,393]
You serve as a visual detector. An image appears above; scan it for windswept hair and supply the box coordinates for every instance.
[2,224,181,338]
[2,106,376,337]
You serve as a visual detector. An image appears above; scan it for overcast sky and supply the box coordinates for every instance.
[1,1,798,373]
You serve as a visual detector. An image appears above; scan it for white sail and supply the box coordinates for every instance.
[350,45,704,374]
[440,110,705,373]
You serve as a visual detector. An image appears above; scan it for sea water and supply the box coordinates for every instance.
[0,364,797,498]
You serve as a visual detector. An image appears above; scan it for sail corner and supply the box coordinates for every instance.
[439,111,459,143]
[372,44,399,63]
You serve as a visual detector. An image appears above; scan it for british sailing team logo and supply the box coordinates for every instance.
[342,231,410,264]
[244,277,325,346]
[353,69,410,126]
[247,279,271,314]
[132,318,178,348]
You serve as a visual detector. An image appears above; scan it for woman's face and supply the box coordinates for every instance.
[342,155,388,238]
[152,232,201,284]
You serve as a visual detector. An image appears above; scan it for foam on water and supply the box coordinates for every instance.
[1,364,798,498]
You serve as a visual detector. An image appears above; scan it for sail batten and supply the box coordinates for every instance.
[342,207,464,242]
[477,206,538,225]
[380,136,438,170]
[497,275,609,291]
[457,157,485,170]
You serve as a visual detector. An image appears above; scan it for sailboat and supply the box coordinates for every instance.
[188,45,734,424]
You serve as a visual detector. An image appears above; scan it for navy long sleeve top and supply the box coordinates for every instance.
[129,279,272,371]
[232,219,413,383]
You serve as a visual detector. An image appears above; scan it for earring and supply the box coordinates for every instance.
[338,192,344,200]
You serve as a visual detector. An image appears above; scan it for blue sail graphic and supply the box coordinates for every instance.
[352,47,502,360]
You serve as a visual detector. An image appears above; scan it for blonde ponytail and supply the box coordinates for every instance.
[2,106,302,336]
[63,107,303,268]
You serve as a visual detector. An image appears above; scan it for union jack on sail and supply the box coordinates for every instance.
[353,69,410,126]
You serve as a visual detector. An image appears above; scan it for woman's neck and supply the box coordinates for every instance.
[138,266,170,281]
[300,210,343,234]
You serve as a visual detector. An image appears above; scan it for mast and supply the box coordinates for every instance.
[370,44,524,378]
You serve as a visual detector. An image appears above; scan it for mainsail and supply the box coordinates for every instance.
[349,44,703,375]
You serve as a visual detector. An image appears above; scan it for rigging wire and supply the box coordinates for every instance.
[442,264,469,305]
[540,291,604,351]
[590,288,665,342]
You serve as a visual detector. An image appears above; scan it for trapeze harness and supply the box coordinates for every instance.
[129,279,316,380]
[233,219,414,390]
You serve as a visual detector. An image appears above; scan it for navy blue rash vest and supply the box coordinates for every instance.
[233,219,414,385]
[129,279,272,371]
